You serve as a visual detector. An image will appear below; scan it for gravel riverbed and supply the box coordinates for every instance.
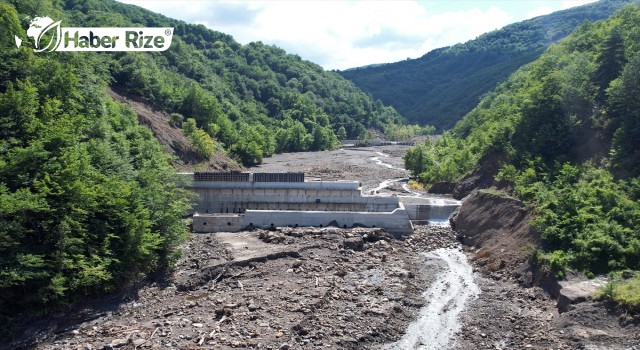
[7,145,638,350]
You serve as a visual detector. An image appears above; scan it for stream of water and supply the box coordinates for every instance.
[385,248,481,350]
[370,150,480,349]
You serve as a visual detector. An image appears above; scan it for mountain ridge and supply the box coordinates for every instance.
[339,0,639,131]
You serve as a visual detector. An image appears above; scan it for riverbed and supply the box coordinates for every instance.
[251,145,479,349]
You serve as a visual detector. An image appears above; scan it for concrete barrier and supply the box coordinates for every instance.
[187,172,413,235]
[193,203,413,236]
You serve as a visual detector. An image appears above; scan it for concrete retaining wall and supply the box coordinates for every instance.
[193,203,413,236]
[405,203,460,221]
[191,181,399,214]
[186,174,413,235]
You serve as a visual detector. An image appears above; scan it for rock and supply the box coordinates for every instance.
[428,182,457,194]
[556,277,608,313]
[279,343,290,350]
[192,322,204,328]
[132,339,147,347]
[342,237,364,251]
[109,338,128,348]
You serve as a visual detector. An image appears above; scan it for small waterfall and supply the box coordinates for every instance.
[366,149,461,226]
[406,198,461,226]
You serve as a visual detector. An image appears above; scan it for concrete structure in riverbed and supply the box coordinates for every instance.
[183,172,416,235]
[183,171,459,235]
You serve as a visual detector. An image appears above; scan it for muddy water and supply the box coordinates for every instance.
[369,150,480,349]
[384,248,481,350]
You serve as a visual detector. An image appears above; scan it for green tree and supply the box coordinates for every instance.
[595,27,626,103]
[608,53,640,174]
[336,125,347,140]
[182,118,215,159]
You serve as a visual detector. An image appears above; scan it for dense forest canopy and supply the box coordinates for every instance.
[404,5,640,281]
[0,1,195,334]
[340,0,638,131]
[60,0,416,166]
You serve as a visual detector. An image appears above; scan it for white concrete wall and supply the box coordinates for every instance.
[191,183,399,214]
[188,176,413,235]
[193,203,413,236]
[193,214,243,233]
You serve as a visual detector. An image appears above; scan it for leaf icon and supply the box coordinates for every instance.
[26,17,62,52]
[15,35,22,48]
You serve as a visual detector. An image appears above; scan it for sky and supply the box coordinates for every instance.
[118,0,598,70]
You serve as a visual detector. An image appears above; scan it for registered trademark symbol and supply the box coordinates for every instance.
[165,29,172,36]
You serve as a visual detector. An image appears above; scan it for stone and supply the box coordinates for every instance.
[279,343,290,350]
[109,338,128,348]
[132,339,147,347]
[557,277,608,313]
[342,237,364,251]
[192,323,204,328]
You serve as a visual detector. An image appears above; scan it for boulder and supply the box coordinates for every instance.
[342,237,364,251]
[556,277,608,313]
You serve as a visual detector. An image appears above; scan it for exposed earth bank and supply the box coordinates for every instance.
[452,190,640,349]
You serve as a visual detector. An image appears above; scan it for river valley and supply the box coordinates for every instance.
[7,146,639,350]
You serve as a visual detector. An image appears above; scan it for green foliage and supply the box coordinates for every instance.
[516,163,640,274]
[404,4,640,277]
[51,0,405,166]
[182,118,215,159]
[168,113,183,127]
[0,4,191,333]
[384,123,435,141]
[598,273,640,311]
[340,0,634,131]
[608,52,640,174]
[403,134,478,183]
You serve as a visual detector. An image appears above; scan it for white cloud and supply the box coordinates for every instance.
[116,1,530,70]
[524,6,554,20]
[561,0,599,10]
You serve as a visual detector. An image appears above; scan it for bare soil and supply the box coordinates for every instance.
[107,88,240,172]
[249,147,408,194]
[14,226,456,350]
[5,146,639,350]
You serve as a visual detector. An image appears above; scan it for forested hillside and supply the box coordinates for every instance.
[404,5,640,304]
[340,0,637,131]
[0,2,194,335]
[0,0,416,335]
[65,0,412,165]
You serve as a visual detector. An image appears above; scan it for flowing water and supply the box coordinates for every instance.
[384,248,481,350]
[370,150,480,349]
[368,150,461,224]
